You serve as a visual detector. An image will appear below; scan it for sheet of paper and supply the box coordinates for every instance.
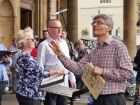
[40,75,65,88]
[40,84,79,97]
[82,63,106,99]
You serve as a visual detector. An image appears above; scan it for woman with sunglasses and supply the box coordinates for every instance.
[16,27,65,105]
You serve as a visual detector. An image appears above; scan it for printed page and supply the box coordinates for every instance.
[82,63,106,99]
[40,74,64,88]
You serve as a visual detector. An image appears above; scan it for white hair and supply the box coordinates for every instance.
[17,27,34,48]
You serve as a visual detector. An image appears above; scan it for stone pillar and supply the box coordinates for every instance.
[124,0,137,60]
[50,0,57,19]
[34,0,48,37]
[34,0,40,35]
[67,0,78,43]
[57,0,67,27]
[12,0,20,38]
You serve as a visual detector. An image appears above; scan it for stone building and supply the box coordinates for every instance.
[0,0,78,49]
[0,0,138,59]
[78,0,137,59]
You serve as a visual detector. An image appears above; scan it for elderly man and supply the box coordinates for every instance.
[50,14,133,105]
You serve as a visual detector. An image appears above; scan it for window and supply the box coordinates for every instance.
[100,0,111,4]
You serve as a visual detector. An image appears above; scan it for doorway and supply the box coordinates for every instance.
[20,8,32,29]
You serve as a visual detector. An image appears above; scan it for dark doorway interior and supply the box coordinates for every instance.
[20,8,32,29]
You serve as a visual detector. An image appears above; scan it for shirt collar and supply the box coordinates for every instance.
[47,36,63,42]
[105,35,113,45]
[96,35,113,47]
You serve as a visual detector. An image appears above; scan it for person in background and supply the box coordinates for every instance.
[39,29,49,43]
[74,40,88,61]
[9,38,18,51]
[0,33,12,105]
[61,31,77,60]
[49,14,133,105]
[37,19,76,105]
[73,39,88,101]
[133,48,140,105]
[9,38,19,93]
[31,35,40,59]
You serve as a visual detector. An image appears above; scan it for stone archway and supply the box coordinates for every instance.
[0,0,14,48]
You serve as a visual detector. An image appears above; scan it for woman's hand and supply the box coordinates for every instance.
[3,55,12,62]
[50,70,68,76]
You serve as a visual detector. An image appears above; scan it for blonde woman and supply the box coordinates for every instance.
[16,27,64,105]
[15,27,45,105]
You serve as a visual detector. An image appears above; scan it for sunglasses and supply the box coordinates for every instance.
[26,39,35,42]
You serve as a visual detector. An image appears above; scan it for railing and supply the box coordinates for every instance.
[81,38,96,50]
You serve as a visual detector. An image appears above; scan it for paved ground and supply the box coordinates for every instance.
[2,93,133,105]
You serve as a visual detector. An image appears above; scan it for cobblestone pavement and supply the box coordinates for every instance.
[2,93,133,105]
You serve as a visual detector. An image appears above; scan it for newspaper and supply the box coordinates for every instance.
[82,63,106,99]
[40,84,79,97]
[39,74,65,88]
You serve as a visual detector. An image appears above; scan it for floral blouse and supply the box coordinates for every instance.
[16,51,45,100]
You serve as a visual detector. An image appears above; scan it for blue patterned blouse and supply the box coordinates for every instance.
[16,51,45,100]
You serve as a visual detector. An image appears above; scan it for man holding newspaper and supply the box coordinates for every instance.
[50,14,133,105]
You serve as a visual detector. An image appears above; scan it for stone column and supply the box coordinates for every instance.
[12,0,20,38]
[57,0,67,27]
[67,0,78,43]
[34,0,48,37]
[50,0,57,19]
[34,0,41,36]
[124,0,137,60]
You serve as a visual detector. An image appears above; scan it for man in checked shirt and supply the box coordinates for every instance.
[49,14,133,105]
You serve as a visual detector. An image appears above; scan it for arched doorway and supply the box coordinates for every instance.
[0,0,14,48]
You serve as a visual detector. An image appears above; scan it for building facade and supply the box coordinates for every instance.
[0,0,78,49]
[0,0,138,59]
[78,0,138,59]
[78,0,123,40]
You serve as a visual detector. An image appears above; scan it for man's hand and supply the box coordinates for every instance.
[91,66,103,76]
[49,40,63,57]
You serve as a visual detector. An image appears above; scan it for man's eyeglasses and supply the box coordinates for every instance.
[49,27,63,30]
[91,20,106,26]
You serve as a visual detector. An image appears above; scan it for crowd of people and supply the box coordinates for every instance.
[0,14,137,105]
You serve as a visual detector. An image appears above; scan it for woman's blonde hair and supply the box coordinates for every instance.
[17,27,33,48]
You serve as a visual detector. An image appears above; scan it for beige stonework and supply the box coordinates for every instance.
[124,0,137,60]
[0,0,137,59]
[0,0,48,48]
[34,0,48,38]
[67,0,78,43]
[0,0,15,48]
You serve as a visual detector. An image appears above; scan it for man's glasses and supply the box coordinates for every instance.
[91,20,106,26]
[49,27,63,30]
